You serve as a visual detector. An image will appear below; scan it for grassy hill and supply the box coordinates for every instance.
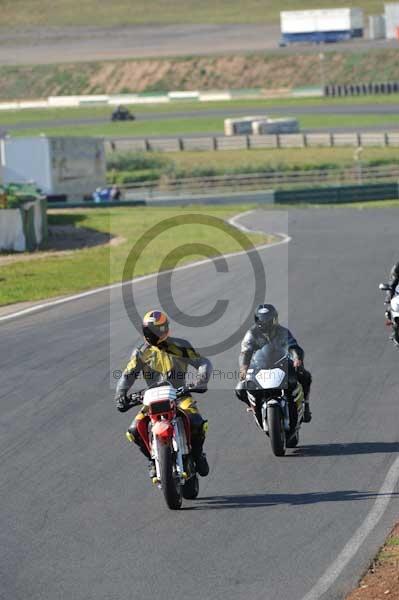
[1,49,399,100]
[0,0,385,26]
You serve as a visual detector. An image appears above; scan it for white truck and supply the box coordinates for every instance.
[0,136,106,203]
[280,8,364,45]
[385,3,399,39]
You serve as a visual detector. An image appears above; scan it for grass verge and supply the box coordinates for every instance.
[3,94,399,127]
[0,0,382,26]
[10,113,399,139]
[0,205,268,307]
[106,147,399,186]
[2,95,399,126]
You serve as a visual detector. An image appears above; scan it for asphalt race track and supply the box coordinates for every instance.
[1,207,399,599]
[1,25,397,65]
[3,102,399,135]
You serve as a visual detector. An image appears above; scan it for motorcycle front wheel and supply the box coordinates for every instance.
[267,404,286,456]
[158,442,182,510]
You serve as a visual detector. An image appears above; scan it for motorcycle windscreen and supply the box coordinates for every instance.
[249,345,289,389]
[391,295,399,314]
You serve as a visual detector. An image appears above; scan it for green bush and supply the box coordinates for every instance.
[106,170,160,184]
[106,151,171,171]
[0,183,41,209]
[105,151,399,187]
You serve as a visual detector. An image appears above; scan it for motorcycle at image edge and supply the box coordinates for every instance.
[379,282,399,348]
[127,383,201,510]
[243,347,305,457]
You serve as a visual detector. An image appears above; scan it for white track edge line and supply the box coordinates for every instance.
[302,455,399,600]
[1,209,291,323]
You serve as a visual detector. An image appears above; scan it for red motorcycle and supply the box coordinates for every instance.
[128,383,200,510]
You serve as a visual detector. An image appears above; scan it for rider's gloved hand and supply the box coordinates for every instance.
[115,392,129,412]
[192,385,207,394]
[191,381,208,393]
[178,383,207,395]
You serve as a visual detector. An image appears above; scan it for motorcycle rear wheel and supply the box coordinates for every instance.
[267,405,286,456]
[158,443,182,510]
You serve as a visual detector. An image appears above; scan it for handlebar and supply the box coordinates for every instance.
[127,384,204,408]
[127,391,144,407]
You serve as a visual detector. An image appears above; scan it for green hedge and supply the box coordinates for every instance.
[275,183,399,204]
[0,183,41,209]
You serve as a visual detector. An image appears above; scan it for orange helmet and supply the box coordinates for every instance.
[142,310,170,345]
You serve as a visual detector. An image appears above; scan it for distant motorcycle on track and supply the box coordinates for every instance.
[111,105,135,122]
[127,382,200,510]
[379,282,399,348]
[240,347,305,456]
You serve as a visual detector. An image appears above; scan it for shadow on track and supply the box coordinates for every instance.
[290,442,399,457]
[185,489,399,511]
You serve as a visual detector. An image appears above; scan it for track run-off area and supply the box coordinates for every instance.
[1,207,399,600]
[4,102,399,135]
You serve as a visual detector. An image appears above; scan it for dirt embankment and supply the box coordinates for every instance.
[1,49,399,100]
[347,524,399,600]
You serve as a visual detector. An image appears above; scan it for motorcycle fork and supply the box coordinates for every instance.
[261,401,268,433]
[173,417,189,482]
[265,396,290,432]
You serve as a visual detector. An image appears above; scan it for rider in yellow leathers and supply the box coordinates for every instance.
[115,310,212,477]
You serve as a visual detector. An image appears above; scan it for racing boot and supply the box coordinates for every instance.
[148,459,157,480]
[303,401,312,423]
[184,408,210,477]
[191,427,210,477]
[193,451,209,477]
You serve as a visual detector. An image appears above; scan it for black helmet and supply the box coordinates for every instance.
[142,310,170,346]
[254,304,278,336]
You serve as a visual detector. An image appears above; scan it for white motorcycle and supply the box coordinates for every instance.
[242,347,305,457]
[379,283,399,348]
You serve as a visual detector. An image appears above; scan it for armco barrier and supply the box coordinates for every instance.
[3,85,399,112]
[105,131,399,154]
[275,183,398,204]
[48,200,146,209]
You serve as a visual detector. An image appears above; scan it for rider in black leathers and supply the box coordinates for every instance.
[384,261,399,345]
[385,261,399,303]
[236,304,313,423]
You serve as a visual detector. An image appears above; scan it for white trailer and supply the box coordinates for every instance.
[0,136,106,202]
[224,116,266,136]
[252,118,299,135]
[280,8,364,44]
[369,15,386,39]
[385,3,399,38]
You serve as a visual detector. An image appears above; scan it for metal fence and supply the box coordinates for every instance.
[106,131,399,154]
[121,164,399,199]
